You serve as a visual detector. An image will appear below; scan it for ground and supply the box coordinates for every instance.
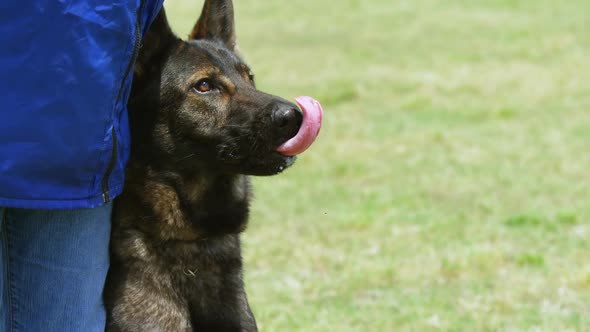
[165,1,590,330]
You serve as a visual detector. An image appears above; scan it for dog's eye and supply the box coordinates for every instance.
[248,73,255,82]
[194,79,214,94]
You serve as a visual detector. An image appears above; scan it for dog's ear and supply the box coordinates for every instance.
[135,8,179,77]
[189,0,236,51]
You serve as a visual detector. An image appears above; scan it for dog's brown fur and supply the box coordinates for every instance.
[104,1,304,331]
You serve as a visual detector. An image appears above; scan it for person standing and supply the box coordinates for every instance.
[0,0,164,330]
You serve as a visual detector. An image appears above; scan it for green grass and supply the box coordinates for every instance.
[166,1,590,330]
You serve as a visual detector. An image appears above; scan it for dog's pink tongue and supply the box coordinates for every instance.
[277,96,323,156]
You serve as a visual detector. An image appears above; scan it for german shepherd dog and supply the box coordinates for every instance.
[104,1,322,331]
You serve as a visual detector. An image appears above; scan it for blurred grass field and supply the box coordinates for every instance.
[166,1,590,330]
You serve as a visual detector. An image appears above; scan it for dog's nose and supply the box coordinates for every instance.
[272,106,303,137]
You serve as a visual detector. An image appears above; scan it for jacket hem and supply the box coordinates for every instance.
[0,184,123,210]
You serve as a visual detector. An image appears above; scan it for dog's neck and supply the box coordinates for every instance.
[121,162,252,241]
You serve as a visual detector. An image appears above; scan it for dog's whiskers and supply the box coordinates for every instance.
[224,124,249,129]
[175,153,195,163]
[183,268,198,277]
[251,139,261,152]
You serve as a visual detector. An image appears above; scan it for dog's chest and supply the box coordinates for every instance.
[161,237,246,323]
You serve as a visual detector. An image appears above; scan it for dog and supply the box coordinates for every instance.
[104,1,322,331]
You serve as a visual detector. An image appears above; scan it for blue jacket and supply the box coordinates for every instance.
[0,0,164,209]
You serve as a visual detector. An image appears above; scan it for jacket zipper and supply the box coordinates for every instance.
[101,127,118,203]
[101,0,145,203]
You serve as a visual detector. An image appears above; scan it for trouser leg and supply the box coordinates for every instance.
[1,204,112,332]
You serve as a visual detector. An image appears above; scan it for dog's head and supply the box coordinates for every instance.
[129,1,321,176]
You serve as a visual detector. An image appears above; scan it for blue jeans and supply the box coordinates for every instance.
[0,204,112,332]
